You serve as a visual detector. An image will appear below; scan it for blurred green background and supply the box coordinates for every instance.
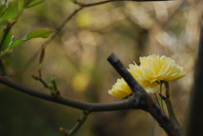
[0,0,201,136]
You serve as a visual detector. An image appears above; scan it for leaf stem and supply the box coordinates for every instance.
[163,82,184,135]
[160,82,164,112]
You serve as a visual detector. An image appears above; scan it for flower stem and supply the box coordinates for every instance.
[154,93,161,108]
[163,82,184,134]
[160,82,164,112]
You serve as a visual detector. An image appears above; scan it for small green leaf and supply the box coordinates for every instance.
[9,29,55,50]
[0,4,6,17]
[1,1,20,20]
[0,28,14,53]
[24,0,44,8]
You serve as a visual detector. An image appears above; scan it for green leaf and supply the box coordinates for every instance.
[1,1,20,20]
[0,28,14,53]
[0,4,6,17]
[24,0,44,8]
[9,29,55,50]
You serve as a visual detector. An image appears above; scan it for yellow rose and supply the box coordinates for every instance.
[129,55,186,93]
[109,55,186,98]
[108,78,132,98]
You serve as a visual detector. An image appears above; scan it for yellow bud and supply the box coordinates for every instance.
[108,78,132,99]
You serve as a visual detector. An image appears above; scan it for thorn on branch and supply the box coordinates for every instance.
[77,2,86,7]
[60,127,69,136]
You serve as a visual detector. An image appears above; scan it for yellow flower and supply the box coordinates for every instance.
[128,54,186,93]
[108,55,186,98]
[108,78,132,98]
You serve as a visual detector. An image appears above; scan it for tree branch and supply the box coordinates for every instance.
[107,52,183,136]
[0,76,131,112]
[77,0,170,7]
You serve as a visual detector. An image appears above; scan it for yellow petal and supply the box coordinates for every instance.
[140,57,149,67]
[142,68,153,80]
[137,77,159,93]
[129,64,143,77]
[148,60,160,75]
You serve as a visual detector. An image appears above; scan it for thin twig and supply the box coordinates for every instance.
[68,111,89,136]
[77,0,170,7]
[43,7,83,46]
[31,75,49,88]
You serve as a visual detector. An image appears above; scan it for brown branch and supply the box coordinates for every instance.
[0,75,131,112]
[77,0,170,7]
[107,52,182,136]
